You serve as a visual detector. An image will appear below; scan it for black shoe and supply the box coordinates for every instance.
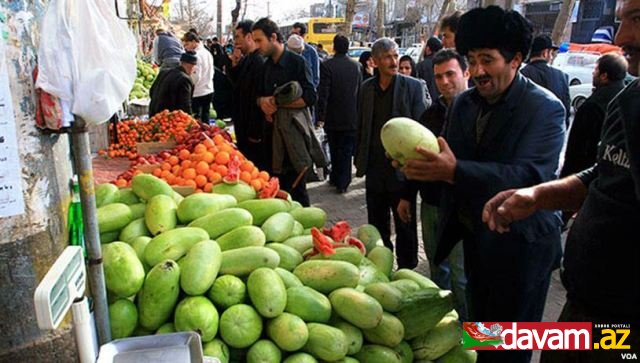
[336,187,347,194]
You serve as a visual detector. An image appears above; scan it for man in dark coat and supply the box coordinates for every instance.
[400,7,565,363]
[483,1,640,360]
[520,34,571,125]
[316,35,362,193]
[355,37,429,269]
[416,37,443,103]
[253,18,318,206]
[228,20,269,171]
[149,51,197,117]
[561,53,628,177]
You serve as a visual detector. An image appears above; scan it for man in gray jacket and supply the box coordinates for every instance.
[317,35,362,193]
[355,37,430,268]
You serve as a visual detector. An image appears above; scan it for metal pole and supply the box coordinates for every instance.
[71,117,112,345]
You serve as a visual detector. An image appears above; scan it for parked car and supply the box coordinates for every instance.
[348,46,371,61]
[404,45,423,64]
[569,83,593,111]
[552,51,599,86]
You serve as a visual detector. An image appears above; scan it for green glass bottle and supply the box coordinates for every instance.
[69,177,86,256]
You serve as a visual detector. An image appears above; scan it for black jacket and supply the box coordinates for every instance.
[228,50,266,145]
[149,66,193,117]
[520,60,571,124]
[561,80,625,177]
[316,54,362,131]
[401,97,448,205]
[416,54,438,104]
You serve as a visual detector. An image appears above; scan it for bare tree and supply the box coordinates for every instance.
[173,0,213,35]
[551,0,576,45]
[344,0,357,36]
[433,0,452,34]
[240,0,248,21]
[231,0,242,27]
[376,0,385,38]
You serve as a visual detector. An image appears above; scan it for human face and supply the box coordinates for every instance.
[366,57,376,70]
[183,63,197,75]
[592,63,607,87]
[399,60,413,76]
[615,0,640,76]
[252,29,276,57]
[441,27,456,49]
[234,29,250,54]
[434,58,470,104]
[183,40,198,51]
[467,48,521,104]
[373,48,399,78]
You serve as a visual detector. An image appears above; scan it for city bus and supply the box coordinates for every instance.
[280,17,345,54]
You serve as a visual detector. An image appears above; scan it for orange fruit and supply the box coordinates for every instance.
[203,139,215,149]
[215,151,230,165]
[240,171,252,184]
[160,169,171,178]
[240,161,254,172]
[216,165,228,177]
[171,165,181,174]
[178,149,191,160]
[207,171,222,183]
[213,134,225,145]
[195,175,208,188]
[161,162,172,171]
[115,179,127,187]
[202,152,215,163]
[184,179,197,188]
[165,174,176,185]
[181,160,192,169]
[194,144,207,154]
[251,168,259,179]
[152,168,162,177]
[168,155,179,166]
[195,161,210,175]
[250,179,263,191]
[182,168,197,180]
[203,182,213,192]
[259,171,270,181]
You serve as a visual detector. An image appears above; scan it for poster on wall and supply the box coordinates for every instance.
[0,36,25,218]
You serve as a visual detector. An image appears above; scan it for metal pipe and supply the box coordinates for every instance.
[71,117,112,345]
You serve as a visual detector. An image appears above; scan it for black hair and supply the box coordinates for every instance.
[188,28,198,35]
[597,53,628,81]
[359,51,373,76]
[317,43,324,49]
[399,55,417,77]
[183,32,199,42]
[529,49,544,58]
[212,37,219,42]
[440,11,462,33]
[333,34,349,54]
[293,22,307,36]
[252,17,283,43]
[455,6,532,62]
[432,48,468,71]
[236,20,254,35]
[427,36,443,53]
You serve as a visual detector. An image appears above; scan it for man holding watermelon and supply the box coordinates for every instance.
[483,0,640,360]
[401,6,566,362]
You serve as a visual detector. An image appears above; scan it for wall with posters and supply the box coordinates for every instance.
[0,1,76,361]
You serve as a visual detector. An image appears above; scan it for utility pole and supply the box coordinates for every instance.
[267,0,271,17]
[217,0,223,36]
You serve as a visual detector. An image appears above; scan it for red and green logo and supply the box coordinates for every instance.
[463,322,504,349]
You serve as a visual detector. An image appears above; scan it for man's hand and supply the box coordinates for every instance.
[316,121,325,129]
[482,187,538,233]
[259,97,277,117]
[399,137,457,183]
[397,199,412,223]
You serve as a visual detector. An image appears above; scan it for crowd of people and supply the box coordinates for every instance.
[146,2,640,361]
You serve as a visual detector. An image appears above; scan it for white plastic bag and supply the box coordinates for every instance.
[36,0,137,125]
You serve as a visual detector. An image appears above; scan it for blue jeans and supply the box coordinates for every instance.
[421,202,468,321]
